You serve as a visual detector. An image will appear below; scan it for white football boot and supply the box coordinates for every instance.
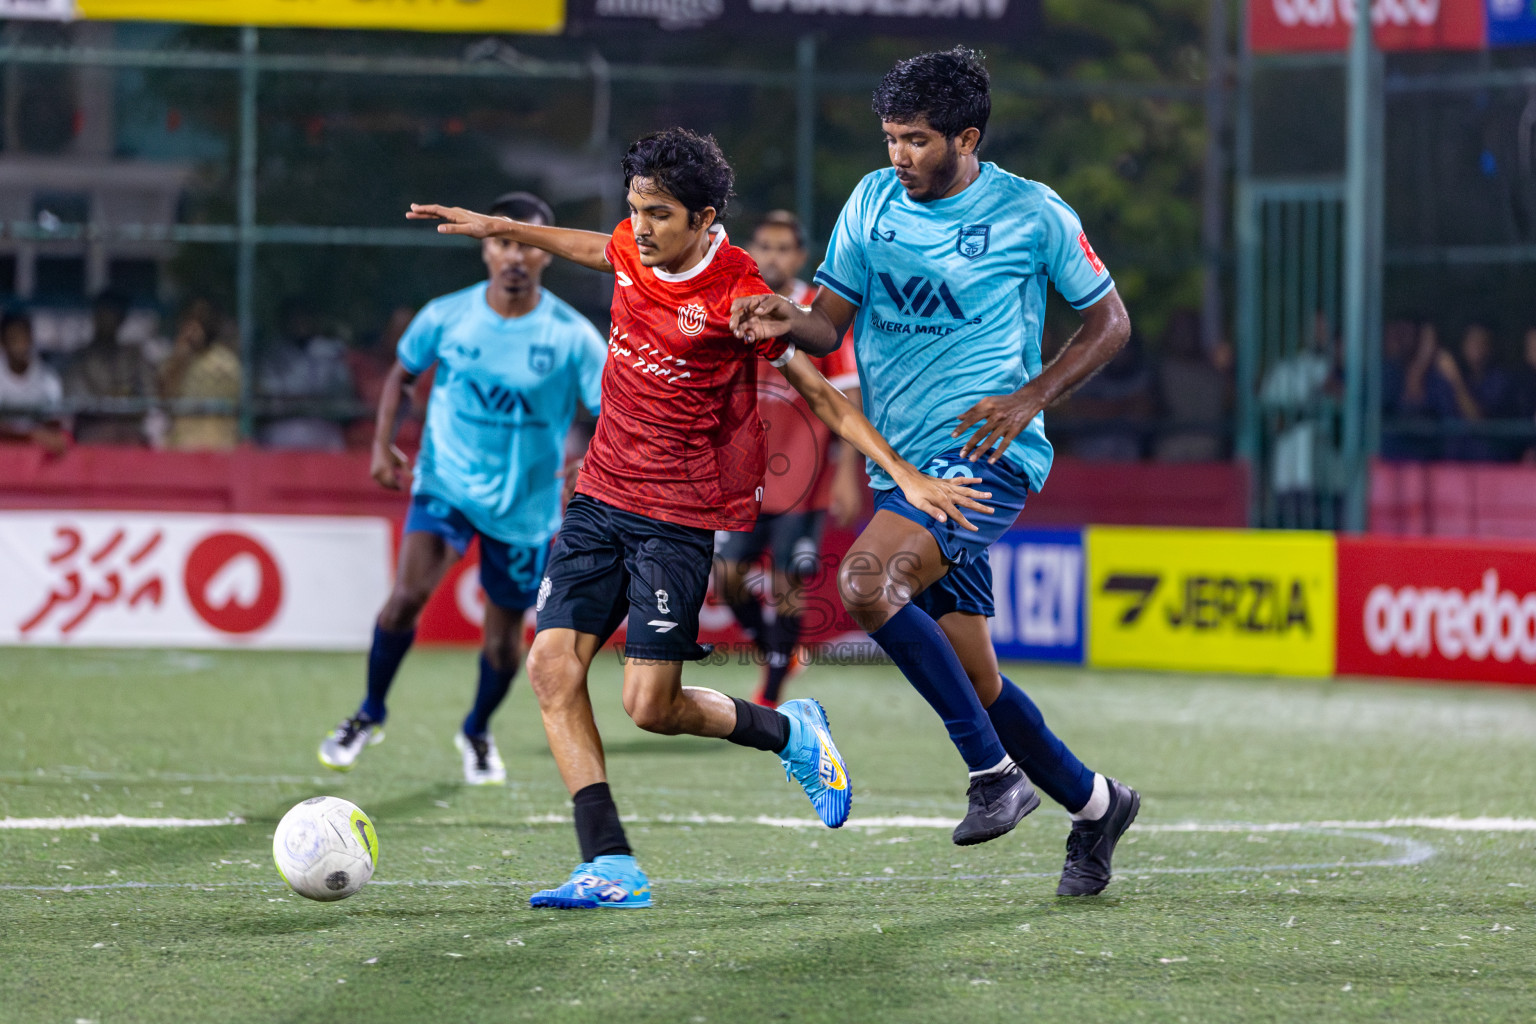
[455,732,507,786]
[318,716,383,771]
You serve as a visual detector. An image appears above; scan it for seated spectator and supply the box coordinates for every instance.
[257,302,355,452]
[158,299,242,451]
[1062,328,1154,461]
[1154,310,1230,462]
[1426,322,1515,461]
[62,289,154,445]
[0,310,68,457]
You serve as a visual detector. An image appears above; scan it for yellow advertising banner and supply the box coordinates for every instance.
[1086,527,1337,677]
[76,0,564,33]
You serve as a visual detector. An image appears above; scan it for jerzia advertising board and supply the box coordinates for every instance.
[1086,527,1337,677]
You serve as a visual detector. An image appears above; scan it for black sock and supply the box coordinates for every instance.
[728,595,766,651]
[726,696,791,753]
[761,612,802,704]
[572,782,631,862]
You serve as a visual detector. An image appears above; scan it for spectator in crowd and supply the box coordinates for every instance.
[158,299,242,451]
[1260,311,1341,525]
[257,301,355,451]
[1062,327,1155,460]
[1511,326,1536,461]
[62,288,154,445]
[0,310,68,456]
[344,305,429,450]
[1379,319,1434,461]
[1426,322,1515,461]
[1153,309,1230,462]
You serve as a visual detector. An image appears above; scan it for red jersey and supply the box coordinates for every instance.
[577,220,786,531]
[756,280,860,516]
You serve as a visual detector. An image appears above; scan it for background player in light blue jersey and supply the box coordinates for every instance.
[319,192,607,785]
[733,49,1140,895]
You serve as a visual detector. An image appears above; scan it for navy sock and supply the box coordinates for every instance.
[869,603,1008,772]
[988,675,1094,812]
[728,595,766,651]
[573,782,631,862]
[462,653,516,739]
[359,624,415,723]
[760,612,801,704]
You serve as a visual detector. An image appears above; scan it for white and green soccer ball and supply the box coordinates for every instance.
[272,796,378,902]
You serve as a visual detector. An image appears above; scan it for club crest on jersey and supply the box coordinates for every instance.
[677,303,708,337]
[529,343,555,374]
[957,224,990,260]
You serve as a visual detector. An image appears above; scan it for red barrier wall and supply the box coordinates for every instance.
[0,445,1251,645]
[1370,461,1536,541]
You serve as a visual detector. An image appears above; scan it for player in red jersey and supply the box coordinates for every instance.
[409,127,991,910]
[716,210,865,707]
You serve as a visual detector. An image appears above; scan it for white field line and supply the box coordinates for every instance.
[0,823,1440,893]
[0,815,245,830]
[516,813,1536,833]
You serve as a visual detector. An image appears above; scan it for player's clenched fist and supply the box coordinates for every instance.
[729,293,797,345]
[370,443,409,490]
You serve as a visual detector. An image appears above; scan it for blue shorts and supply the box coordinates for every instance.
[404,494,549,611]
[534,494,716,662]
[872,445,1032,619]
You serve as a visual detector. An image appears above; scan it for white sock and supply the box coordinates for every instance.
[968,755,1014,780]
[1071,773,1110,821]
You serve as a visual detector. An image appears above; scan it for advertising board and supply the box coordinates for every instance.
[989,527,1085,664]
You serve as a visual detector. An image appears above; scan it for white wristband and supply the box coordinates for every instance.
[768,343,797,368]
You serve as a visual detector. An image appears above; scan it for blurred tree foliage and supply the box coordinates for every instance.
[143,2,1211,344]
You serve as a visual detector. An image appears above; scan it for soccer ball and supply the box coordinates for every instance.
[272,796,378,902]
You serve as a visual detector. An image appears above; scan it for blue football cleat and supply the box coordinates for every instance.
[777,698,851,828]
[528,855,652,910]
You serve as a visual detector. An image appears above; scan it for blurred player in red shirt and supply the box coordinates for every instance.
[716,211,865,708]
[409,128,990,910]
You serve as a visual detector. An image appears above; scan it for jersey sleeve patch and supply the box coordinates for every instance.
[1077,231,1106,276]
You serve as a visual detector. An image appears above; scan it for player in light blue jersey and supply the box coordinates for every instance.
[319,192,607,785]
[733,49,1140,895]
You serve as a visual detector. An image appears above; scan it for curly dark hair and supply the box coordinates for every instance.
[620,127,735,225]
[872,47,991,144]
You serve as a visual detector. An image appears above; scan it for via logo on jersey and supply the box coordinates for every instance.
[869,226,897,243]
[467,380,532,417]
[677,303,708,337]
[877,273,966,319]
[957,224,990,260]
[449,343,481,360]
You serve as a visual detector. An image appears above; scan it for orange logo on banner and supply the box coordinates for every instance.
[184,532,283,634]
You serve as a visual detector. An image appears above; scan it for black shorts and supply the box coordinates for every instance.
[715,509,827,580]
[534,494,715,662]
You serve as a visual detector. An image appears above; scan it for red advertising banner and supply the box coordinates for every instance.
[1337,535,1536,685]
[1249,0,1486,52]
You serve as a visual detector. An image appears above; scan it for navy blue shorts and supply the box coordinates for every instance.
[534,494,715,662]
[872,445,1032,619]
[404,494,549,611]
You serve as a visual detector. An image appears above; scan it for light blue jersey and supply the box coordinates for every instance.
[814,162,1114,492]
[398,283,606,546]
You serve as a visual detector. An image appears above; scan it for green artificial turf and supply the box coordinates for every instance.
[2,646,1533,1023]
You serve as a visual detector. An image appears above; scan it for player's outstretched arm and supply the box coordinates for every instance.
[406,204,614,273]
[953,287,1132,464]
[730,289,855,358]
[778,351,995,531]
